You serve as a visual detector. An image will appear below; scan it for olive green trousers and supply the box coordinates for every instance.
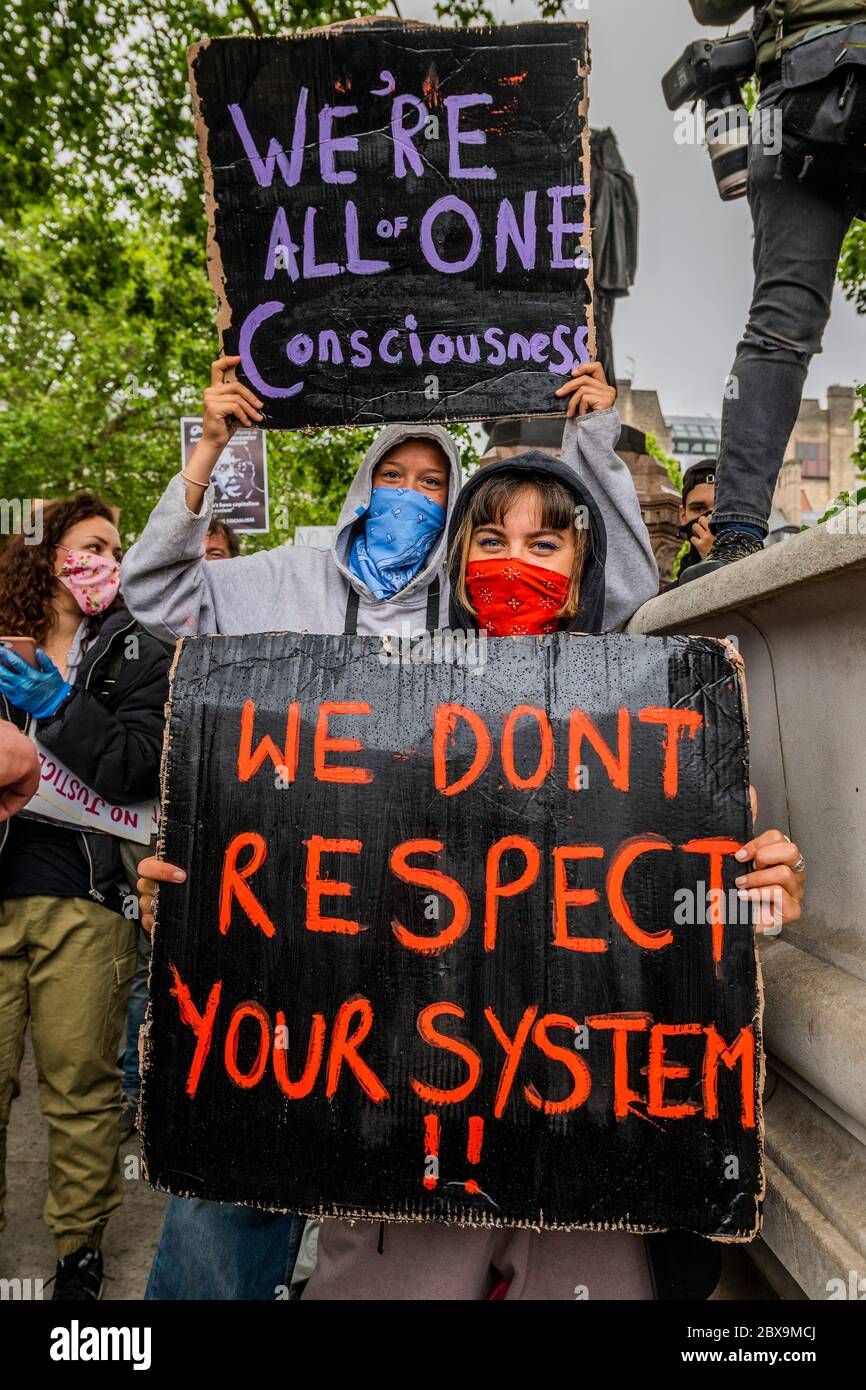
[0,896,136,1257]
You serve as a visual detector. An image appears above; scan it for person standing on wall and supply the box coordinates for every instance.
[682,1,866,579]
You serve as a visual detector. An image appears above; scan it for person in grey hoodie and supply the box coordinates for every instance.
[123,357,462,644]
[122,357,658,647]
[127,354,660,1300]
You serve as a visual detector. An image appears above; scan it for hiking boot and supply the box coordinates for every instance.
[678,529,764,583]
[51,1246,104,1301]
[119,1091,138,1143]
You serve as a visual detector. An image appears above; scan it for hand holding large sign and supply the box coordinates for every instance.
[142,633,764,1238]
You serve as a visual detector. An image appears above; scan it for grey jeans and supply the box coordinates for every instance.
[713,89,865,534]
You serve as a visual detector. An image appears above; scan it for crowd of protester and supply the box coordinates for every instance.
[9,0,865,1302]
[0,358,807,1302]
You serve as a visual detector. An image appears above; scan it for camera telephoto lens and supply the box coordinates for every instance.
[705,92,751,201]
[661,33,757,202]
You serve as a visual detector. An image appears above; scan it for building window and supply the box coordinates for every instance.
[671,423,721,458]
[795,441,829,479]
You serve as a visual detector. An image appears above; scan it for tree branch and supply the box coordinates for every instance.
[238,0,264,37]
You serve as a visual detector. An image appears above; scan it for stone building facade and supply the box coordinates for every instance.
[615,379,673,453]
[616,379,860,526]
[777,385,860,524]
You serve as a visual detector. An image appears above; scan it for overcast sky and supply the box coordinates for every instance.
[403,0,862,417]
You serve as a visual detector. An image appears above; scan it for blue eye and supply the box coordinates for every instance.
[478,536,500,548]
[534,541,558,553]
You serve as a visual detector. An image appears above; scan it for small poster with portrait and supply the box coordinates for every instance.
[181,417,270,534]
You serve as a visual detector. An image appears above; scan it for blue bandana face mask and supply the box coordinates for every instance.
[348,486,446,601]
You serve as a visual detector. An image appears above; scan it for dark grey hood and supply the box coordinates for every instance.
[446,448,608,634]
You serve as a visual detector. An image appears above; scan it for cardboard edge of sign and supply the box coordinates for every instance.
[687,634,766,1244]
[136,633,189,1194]
[141,631,764,1243]
[727,635,768,1243]
[185,23,596,429]
[187,39,232,364]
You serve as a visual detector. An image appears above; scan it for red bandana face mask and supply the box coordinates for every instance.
[465,557,570,636]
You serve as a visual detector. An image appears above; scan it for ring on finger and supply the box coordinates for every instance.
[782,834,805,874]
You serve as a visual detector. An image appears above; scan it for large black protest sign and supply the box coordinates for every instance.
[142,634,763,1237]
[188,23,592,428]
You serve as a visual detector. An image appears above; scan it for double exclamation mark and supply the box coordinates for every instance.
[423,1113,484,1193]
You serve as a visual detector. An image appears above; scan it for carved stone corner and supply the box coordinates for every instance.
[618,448,682,588]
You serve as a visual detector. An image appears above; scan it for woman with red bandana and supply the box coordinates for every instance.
[302,367,806,1302]
[448,360,657,640]
[0,492,169,1301]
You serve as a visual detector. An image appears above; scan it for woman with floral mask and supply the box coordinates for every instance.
[0,491,170,1301]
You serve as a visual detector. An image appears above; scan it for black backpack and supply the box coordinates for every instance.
[776,21,866,182]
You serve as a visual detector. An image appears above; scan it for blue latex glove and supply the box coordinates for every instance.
[0,646,72,718]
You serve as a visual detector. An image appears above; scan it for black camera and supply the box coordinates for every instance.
[662,32,757,201]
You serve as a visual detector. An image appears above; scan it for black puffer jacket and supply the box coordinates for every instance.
[0,608,171,905]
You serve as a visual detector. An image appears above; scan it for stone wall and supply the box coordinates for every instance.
[626,516,866,1300]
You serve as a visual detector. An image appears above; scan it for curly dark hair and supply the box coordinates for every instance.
[0,490,123,648]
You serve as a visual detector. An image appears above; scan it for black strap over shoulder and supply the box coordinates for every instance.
[344,575,441,636]
[425,576,441,632]
[343,585,360,636]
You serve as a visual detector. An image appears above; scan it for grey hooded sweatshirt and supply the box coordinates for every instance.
[120,409,657,642]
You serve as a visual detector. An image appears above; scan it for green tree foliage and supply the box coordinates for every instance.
[645,431,682,492]
[644,432,688,579]
[0,1,490,545]
[855,384,866,477]
[838,222,866,318]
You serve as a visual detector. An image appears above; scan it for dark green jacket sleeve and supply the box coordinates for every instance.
[690,1,752,23]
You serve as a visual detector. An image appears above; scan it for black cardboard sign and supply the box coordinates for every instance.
[188,23,593,428]
[142,633,763,1238]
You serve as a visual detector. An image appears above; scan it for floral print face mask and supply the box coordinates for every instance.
[56,545,122,615]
